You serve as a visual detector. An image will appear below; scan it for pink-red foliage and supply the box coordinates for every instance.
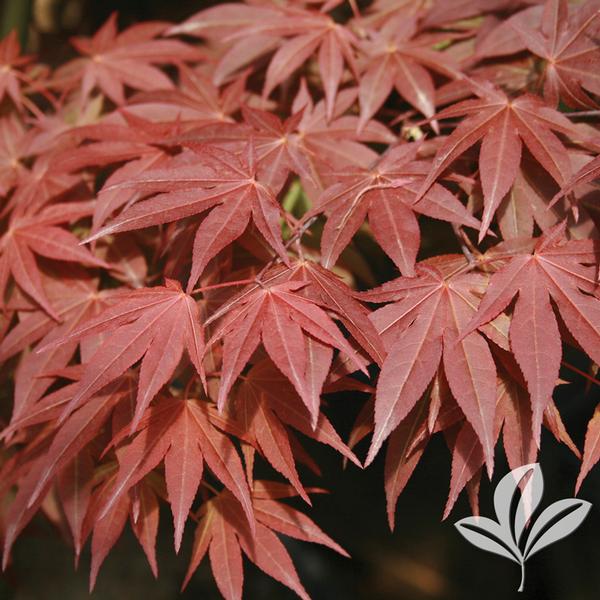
[1,1,600,597]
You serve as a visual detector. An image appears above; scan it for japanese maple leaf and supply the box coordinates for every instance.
[495,349,579,466]
[383,397,430,530]
[0,203,109,319]
[64,115,186,233]
[552,152,600,205]
[171,3,359,120]
[462,223,600,446]
[182,86,395,195]
[99,397,254,553]
[50,110,187,232]
[496,157,567,240]
[512,0,600,108]
[306,142,480,275]
[37,279,205,432]
[286,83,396,196]
[443,375,514,519]
[444,355,581,519]
[2,375,134,568]
[85,467,137,588]
[251,486,348,559]
[236,377,311,504]
[125,64,247,126]
[206,280,367,427]
[473,3,545,60]
[0,268,112,426]
[183,485,346,599]
[577,403,600,493]
[53,13,202,105]
[285,258,387,366]
[357,14,460,131]
[416,81,580,239]
[256,8,359,121]
[57,447,95,561]
[86,142,290,291]
[234,356,361,498]
[238,106,313,192]
[0,114,28,196]
[222,257,386,367]
[237,358,362,467]
[177,107,312,193]
[4,153,85,218]
[5,112,164,220]
[0,30,34,111]
[24,93,106,156]
[360,255,507,474]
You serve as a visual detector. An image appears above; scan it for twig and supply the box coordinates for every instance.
[452,224,478,264]
[562,360,600,387]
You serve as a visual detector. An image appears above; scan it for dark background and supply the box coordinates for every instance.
[0,1,599,599]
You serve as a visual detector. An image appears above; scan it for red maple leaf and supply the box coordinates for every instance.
[416,81,582,238]
[512,0,600,108]
[86,142,290,291]
[357,13,460,130]
[463,223,600,445]
[53,13,203,105]
[0,31,34,111]
[0,202,108,319]
[359,255,508,473]
[307,142,479,275]
[38,279,205,431]
[171,3,359,120]
[207,279,367,426]
[183,484,346,600]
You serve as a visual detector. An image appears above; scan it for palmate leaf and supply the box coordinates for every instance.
[170,3,359,120]
[443,381,507,520]
[57,448,95,559]
[360,256,499,474]
[0,115,29,195]
[208,279,367,427]
[53,12,203,105]
[511,0,600,108]
[37,279,205,432]
[0,31,34,111]
[462,223,600,445]
[236,374,310,503]
[2,376,132,568]
[415,82,581,239]
[86,142,290,291]
[6,274,105,425]
[0,203,109,319]
[576,403,600,493]
[384,398,429,531]
[101,397,254,552]
[238,359,361,468]
[183,485,346,600]
[308,143,479,275]
[552,153,600,205]
[357,13,461,130]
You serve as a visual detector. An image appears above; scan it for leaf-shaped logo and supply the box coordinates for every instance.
[454,463,591,592]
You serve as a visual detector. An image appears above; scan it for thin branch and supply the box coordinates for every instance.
[562,360,600,387]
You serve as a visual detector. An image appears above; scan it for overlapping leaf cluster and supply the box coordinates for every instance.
[1,1,600,597]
